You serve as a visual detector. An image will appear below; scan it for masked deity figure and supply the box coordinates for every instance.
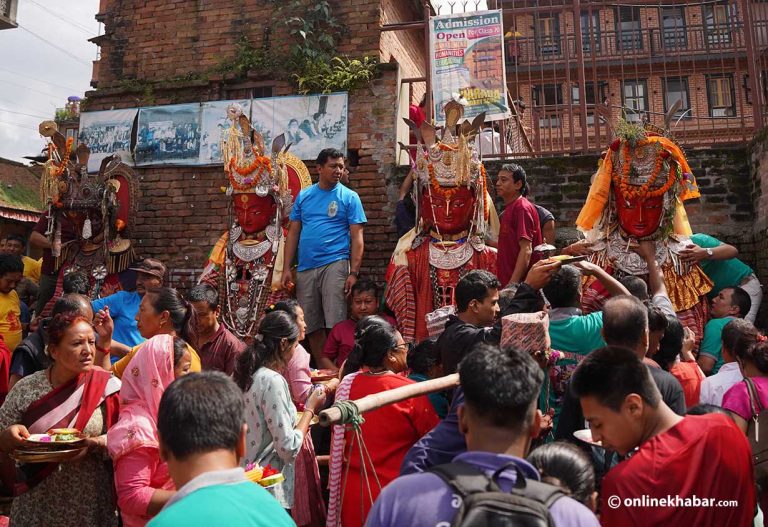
[199,104,310,340]
[576,116,712,341]
[385,101,499,342]
[37,120,138,310]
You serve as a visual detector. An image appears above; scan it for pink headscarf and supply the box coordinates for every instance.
[107,334,177,461]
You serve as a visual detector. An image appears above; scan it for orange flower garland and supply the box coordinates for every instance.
[612,142,676,200]
[427,162,458,199]
[226,147,272,192]
[49,137,74,178]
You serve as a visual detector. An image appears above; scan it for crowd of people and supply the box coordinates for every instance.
[0,143,764,527]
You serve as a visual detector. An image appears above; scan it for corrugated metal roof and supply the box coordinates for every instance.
[0,157,43,215]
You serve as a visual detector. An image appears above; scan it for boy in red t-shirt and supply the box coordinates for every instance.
[571,346,755,527]
[321,279,396,370]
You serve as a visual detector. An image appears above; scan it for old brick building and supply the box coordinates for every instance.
[85,0,428,285]
[492,0,768,154]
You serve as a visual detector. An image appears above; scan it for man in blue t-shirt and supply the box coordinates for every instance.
[92,258,165,360]
[282,148,367,365]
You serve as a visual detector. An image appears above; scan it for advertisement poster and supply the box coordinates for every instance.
[78,109,137,173]
[429,10,509,124]
[135,104,202,166]
[198,99,252,165]
[251,92,347,161]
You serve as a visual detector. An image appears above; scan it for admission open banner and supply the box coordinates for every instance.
[429,10,509,124]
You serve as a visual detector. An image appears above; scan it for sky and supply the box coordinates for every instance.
[0,0,99,163]
[0,0,486,165]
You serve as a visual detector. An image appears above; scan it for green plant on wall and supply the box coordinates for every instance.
[295,56,378,94]
[211,0,379,93]
[214,35,279,77]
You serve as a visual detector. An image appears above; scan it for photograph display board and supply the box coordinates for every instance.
[78,109,137,173]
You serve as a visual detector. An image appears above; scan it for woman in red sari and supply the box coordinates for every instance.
[0,312,121,526]
[327,316,439,527]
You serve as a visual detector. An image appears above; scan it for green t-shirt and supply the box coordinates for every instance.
[547,311,606,427]
[148,481,294,527]
[549,310,606,354]
[699,316,736,375]
[691,233,753,297]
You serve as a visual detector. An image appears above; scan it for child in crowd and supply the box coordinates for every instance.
[0,254,23,352]
[527,441,598,512]
[406,339,449,418]
[322,279,396,370]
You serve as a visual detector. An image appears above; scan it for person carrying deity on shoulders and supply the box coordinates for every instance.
[573,112,712,345]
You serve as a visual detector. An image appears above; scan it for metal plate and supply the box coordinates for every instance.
[11,446,88,463]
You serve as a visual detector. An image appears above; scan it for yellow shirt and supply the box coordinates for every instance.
[112,342,202,379]
[0,291,22,351]
[22,256,42,284]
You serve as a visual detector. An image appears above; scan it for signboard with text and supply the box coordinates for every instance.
[429,10,509,124]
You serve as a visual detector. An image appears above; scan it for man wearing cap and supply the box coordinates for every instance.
[92,258,165,358]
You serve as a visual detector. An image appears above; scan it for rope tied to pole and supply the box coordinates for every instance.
[332,400,365,430]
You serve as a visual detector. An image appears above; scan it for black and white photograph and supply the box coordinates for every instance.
[135,103,202,165]
[251,92,348,161]
[78,109,137,173]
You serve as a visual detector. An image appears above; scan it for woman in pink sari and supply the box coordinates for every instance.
[0,312,121,527]
[107,334,192,527]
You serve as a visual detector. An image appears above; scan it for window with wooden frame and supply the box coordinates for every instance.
[704,2,734,45]
[662,77,691,119]
[616,6,642,51]
[532,84,563,107]
[661,6,687,49]
[535,14,561,56]
[706,75,736,117]
[581,11,601,53]
[622,79,648,122]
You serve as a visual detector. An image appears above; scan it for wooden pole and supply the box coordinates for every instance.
[319,373,460,427]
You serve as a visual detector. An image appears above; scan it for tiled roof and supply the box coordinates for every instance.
[0,158,43,217]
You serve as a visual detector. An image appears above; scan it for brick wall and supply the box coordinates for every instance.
[750,130,768,327]
[87,0,426,289]
[481,146,754,253]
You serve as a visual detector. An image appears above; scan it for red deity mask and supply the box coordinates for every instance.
[234,193,276,234]
[613,186,664,238]
[420,186,476,235]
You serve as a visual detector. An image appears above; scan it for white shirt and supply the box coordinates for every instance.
[699,361,743,406]
[475,129,500,157]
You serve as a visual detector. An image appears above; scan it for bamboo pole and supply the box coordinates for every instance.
[319,373,459,427]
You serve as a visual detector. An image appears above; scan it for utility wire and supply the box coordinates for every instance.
[0,78,77,100]
[17,25,91,67]
[0,120,40,132]
[0,107,50,119]
[26,0,97,36]
[0,66,84,94]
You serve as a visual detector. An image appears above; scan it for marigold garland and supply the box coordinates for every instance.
[49,137,74,178]
[226,149,272,191]
[612,142,676,200]
[428,162,458,199]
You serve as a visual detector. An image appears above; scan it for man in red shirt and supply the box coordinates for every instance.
[571,346,756,527]
[495,164,542,287]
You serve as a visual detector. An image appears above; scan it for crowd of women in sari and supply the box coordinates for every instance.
[0,284,441,527]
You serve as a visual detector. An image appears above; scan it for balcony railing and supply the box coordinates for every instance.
[504,23,755,69]
[481,102,754,158]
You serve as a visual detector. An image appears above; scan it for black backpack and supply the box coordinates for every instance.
[429,461,565,527]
